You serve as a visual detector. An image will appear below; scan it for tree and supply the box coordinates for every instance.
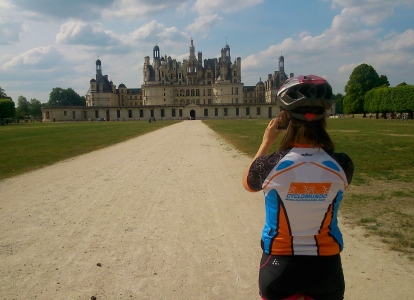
[16,95,30,117]
[378,75,390,88]
[0,99,16,124]
[29,98,42,119]
[333,93,344,114]
[343,63,389,116]
[47,87,86,106]
[397,82,408,87]
[0,86,8,98]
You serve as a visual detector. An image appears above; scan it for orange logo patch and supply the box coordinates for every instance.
[288,182,332,194]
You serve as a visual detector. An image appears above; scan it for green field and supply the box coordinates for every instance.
[203,117,414,259]
[0,120,176,179]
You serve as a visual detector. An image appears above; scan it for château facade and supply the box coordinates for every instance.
[43,40,335,122]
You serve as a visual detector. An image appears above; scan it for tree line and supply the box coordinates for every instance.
[342,63,413,118]
[0,87,85,123]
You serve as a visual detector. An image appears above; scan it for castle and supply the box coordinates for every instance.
[42,40,301,122]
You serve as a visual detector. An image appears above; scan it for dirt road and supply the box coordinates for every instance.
[1,120,413,299]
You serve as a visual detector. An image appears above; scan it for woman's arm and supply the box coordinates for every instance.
[243,118,285,191]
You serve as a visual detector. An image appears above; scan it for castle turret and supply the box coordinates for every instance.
[278,55,285,86]
[96,59,102,75]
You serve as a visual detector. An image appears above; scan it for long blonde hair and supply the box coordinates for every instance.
[277,107,335,151]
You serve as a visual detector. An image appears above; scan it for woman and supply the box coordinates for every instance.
[243,75,354,300]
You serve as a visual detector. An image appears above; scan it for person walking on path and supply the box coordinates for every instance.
[243,75,354,300]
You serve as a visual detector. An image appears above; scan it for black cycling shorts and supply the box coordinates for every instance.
[258,253,345,300]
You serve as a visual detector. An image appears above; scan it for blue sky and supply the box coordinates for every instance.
[1,0,413,103]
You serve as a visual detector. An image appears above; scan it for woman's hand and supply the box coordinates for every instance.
[262,117,285,146]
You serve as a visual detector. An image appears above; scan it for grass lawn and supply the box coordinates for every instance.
[0,120,176,180]
[203,117,414,259]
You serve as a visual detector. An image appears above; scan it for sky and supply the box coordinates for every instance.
[1,0,414,103]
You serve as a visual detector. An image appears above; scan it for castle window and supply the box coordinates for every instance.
[46,111,50,119]
[72,111,76,119]
[246,107,250,116]
[191,89,195,96]
[95,110,99,118]
[204,108,208,117]
[235,87,238,95]
[172,109,176,117]
[208,89,211,96]
[236,108,239,116]
[215,108,218,116]
[257,107,261,115]
[224,108,228,116]
[207,72,211,78]
[161,109,165,118]
[186,89,190,96]
[129,110,133,118]
[196,89,200,96]
[140,110,144,118]
[64,111,67,116]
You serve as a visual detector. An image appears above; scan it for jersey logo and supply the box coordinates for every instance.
[301,153,313,157]
[286,182,332,201]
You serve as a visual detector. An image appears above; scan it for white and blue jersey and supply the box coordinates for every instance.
[244,145,353,256]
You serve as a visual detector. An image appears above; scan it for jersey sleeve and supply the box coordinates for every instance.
[245,149,290,192]
[331,152,354,185]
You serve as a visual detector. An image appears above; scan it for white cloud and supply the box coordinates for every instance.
[185,14,223,38]
[129,20,189,47]
[102,0,192,19]
[56,21,120,47]
[331,0,414,26]
[192,0,263,15]
[10,0,114,20]
[0,19,25,45]
[2,46,64,72]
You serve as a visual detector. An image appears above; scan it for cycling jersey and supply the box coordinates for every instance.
[244,145,354,256]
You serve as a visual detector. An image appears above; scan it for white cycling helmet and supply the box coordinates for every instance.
[277,75,333,121]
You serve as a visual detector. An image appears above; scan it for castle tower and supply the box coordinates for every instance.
[189,38,195,59]
[96,59,102,75]
[278,55,285,87]
[198,51,202,64]
[153,45,161,70]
